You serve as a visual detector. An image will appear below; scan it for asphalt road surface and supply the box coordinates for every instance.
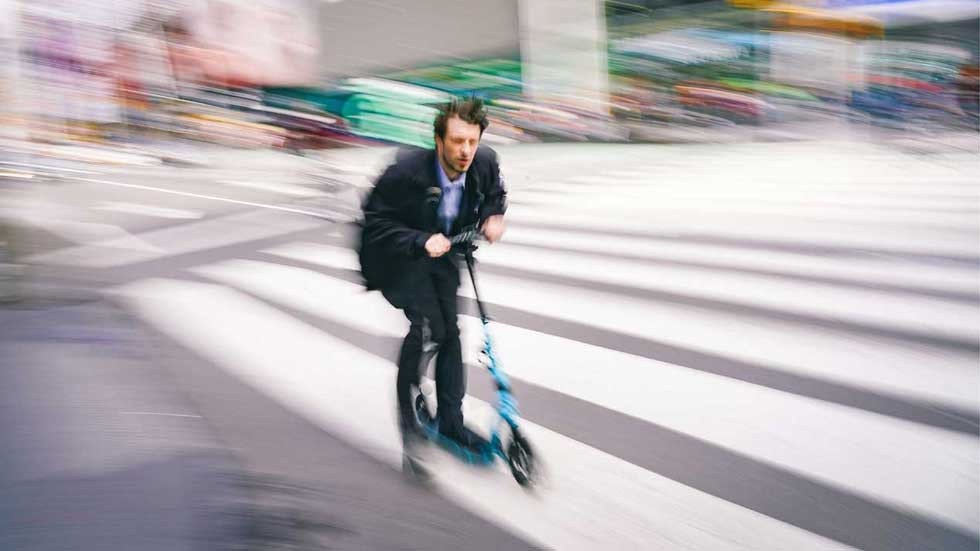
[2,142,977,550]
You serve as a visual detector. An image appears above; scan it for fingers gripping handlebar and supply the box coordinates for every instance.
[449,228,483,247]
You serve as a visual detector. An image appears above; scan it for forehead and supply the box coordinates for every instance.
[444,115,481,139]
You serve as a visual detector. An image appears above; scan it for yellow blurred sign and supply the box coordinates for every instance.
[765,4,883,36]
[728,0,884,37]
[728,0,778,8]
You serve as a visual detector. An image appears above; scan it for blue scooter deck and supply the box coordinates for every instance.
[418,420,500,465]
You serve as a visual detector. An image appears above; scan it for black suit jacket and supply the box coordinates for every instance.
[359,145,507,292]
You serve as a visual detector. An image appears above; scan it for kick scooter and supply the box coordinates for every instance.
[411,229,537,487]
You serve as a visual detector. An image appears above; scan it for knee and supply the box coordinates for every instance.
[431,322,459,346]
[404,322,424,343]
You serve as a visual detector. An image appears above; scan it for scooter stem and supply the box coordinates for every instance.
[464,249,490,323]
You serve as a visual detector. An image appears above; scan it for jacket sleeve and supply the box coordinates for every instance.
[362,167,431,258]
[479,152,508,222]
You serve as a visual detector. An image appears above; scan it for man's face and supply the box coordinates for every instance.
[435,115,482,177]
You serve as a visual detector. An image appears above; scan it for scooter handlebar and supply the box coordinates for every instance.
[449,228,483,246]
[450,228,489,320]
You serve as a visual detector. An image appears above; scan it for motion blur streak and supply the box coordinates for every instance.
[1,1,977,550]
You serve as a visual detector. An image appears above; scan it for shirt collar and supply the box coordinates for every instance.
[435,156,466,191]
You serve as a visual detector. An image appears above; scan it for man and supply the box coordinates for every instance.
[359,98,507,464]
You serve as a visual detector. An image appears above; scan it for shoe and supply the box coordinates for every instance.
[439,425,490,454]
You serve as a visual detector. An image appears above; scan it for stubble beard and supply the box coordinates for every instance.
[440,149,466,179]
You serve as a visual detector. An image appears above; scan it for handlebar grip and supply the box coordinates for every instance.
[449,229,482,245]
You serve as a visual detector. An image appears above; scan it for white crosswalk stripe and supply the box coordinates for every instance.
[500,226,978,296]
[504,207,978,258]
[218,179,327,198]
[478,243,978,343]
[26,209,324,268]
[90,201,205,220]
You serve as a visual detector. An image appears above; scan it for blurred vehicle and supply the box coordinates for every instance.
[385,58,524,99]
[714,78,852,125]
[955,65,979,128]
[266,77,543,148]
[250,102,362,150]
[491,98,630,142]
[171,86,359,150]
[676,82,768,124]
[852,41,975,129]
[176,113,291,148]
[716,78,817,103]
[337,78,449,148]
[381,58,538,144]
[850,77,958,128]
[265,78,449,148]
[483,111,540,145]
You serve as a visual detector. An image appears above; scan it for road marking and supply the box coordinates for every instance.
[478,243,979,345]
[113,277,855,551]
[22,217,162,252]
[251,241,978,411]
[261,241,360,271]
[190,259,403,337]
[505,207,979,258]
[0,161,99,174]
[25,209,322,268]
[219,179,325,198]
[189,258,980,533]
[70,177,334,219]
[92,201,204,219]
[121,411,203,418]
[500,226,978,297]
[0,171,33,179]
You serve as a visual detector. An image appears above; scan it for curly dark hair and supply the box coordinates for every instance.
[433,97,489,139]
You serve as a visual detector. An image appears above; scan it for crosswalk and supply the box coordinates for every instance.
[84,143,980,549]
[25,208,327,268]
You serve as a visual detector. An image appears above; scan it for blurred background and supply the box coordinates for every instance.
[0,1,977,550]
[0,0,977,149]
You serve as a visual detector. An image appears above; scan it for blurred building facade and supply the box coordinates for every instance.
[1,0,976,148]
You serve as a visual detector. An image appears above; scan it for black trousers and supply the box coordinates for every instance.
[382,257,466,439]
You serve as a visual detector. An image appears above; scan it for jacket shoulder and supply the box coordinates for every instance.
[373,147,432,190]
[473,145,499,168]
[391,147,432,174]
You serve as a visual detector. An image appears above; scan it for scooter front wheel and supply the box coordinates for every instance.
[507,428,536,487]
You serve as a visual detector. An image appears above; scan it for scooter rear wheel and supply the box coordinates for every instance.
[507,429,536,487]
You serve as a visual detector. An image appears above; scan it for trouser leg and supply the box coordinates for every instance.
[429,261,467,440]
[385,259,480,446]
[395,309,425,427]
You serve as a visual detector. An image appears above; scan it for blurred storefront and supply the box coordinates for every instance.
[606,0,978,133]
[2,0,975,148]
